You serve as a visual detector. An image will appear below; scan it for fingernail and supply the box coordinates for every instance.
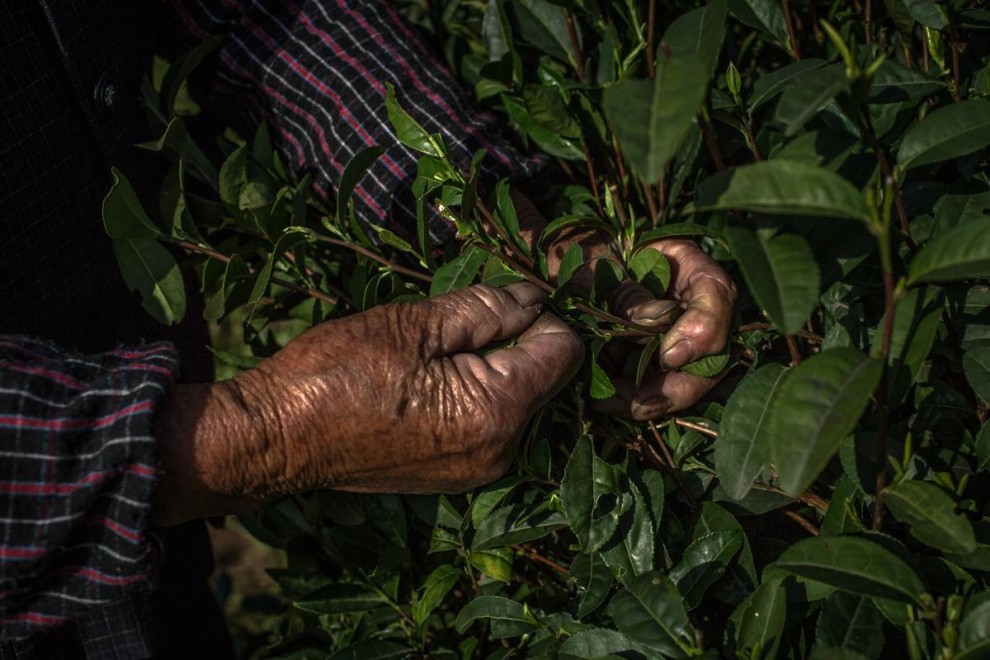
[504,281,547,310]
[632,397,670,420]
[659,339,693,371]
[630,299,679,323]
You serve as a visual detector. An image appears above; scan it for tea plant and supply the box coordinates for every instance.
[105,0,990,657]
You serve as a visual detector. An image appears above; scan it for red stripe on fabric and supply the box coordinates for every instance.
[1,612,67,626]
[260,83,388,216]
[0,361,87,390]
[71,566,145,586]
[0,400,154,432]
[234,14,408,180]
[0,546,45,559]
[106,346,173,360]
[92,517,143,543]
[171,0,211,39]
[0,463,153,495]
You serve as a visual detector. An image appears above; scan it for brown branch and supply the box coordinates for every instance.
[864,0,873,46]
[564,9,586,84]
[699,114,726,172]
[949,22,963,102]
[781,0,802,60]
[672,418,718,438]
[175,240,339,305]
[647,0,657,79]
[647,421,697,510]
[754,483,830,511]
[785,335,803,365]
[314,235,433,283]
[784,509,820,536]
[581,141,603,208]
[738,321,823,343]
[476,199,536,270]
[513,545,569,576]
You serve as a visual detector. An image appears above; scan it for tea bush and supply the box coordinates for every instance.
[105,0,990,657]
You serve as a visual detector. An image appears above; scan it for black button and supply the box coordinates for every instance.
[93,72,117,112]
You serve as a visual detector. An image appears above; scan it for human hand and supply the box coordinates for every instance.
[152,283,583,525]
[513,191,736,420]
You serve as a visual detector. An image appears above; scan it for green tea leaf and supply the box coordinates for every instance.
[898,101,990,170]
[385,82,440,156]
[890,0,949,29]
[571,553,614,618]
[774,64,850,137]
[603,54,708,182]
[770,536,927,604]
[103,168,162,238]
[330,641,411,660]
[680,351,731,378]
[733,578,787,657]
[770,348,883,496]
[111,237,186,325]
[558,629,643,659]
[468,547,513,583]
[963,344,990,405]
[661,0,728,78]
[473,505,567,550]
[430,246,487,296]
[957,599,990,660]
[509,0,575,65]
[337,145,384,230]
[814,592,886,658]
[295,584,386,614]
[868,59,945,103]
[560,436,623,553]
[413,565,460,625]
[634,223,728,250]
[907,221,990,284]
[727,0,791,51]
[600,480,655,585]
[159,35,222,118]
[693,161,871,221]
[138,117,217,184]
[746,59,826,113]
[669,530,743,609]
[556,242,585,288]
[608,572,695,657]
[715,363,790,500]
[454,596,536,637]
[726,225,821,334]
[883,480,977,555]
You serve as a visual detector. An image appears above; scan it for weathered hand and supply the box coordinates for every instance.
[610,239,737,420]
[513,191,736,420]
[153,282,583,524]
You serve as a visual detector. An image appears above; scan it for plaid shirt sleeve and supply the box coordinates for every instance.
[0,337,177,641]
[170,0,546,244]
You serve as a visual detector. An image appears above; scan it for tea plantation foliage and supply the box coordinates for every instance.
[104,0,990,657]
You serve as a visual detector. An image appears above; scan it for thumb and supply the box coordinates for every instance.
[431,282,548,355]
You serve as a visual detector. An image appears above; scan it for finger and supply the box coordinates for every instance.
[482,313,584,407]
[658,268,736,371]
[609,279,680,330]
[433,282,547,355]
[630,370,720,420]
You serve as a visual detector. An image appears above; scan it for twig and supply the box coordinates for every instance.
[475,199,536,270]
[948,22,963,102]
[784,509,820,536]
[581,141,604,208]
[785,335,803,365]
[471,242,659,335]
[699,113,726,171]
[672,418,718,438]
[754,483,830,511]
[175,240,339,305]
[781,0,802,60]
[864,0,873,46]
[642,180,660,227]
[862,116,914,245]
[647,421,698,510]
[738,321,823,343]
[647,0,657,79]
[513,545,569,576]
[314,235,434,283]
[564,9,585,84]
